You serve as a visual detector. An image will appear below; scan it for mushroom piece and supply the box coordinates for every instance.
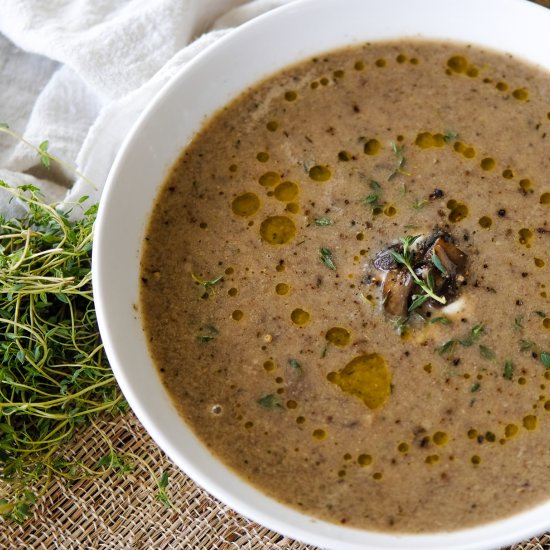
[382,269,414,318]
[372,230,468,317]
[373,247,400,271]
[427,236,468,303]
[432,237,467,275]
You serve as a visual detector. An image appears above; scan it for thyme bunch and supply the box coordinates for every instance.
[0,182,126,522]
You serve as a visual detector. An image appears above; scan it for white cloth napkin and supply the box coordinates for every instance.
[0,0,293,215]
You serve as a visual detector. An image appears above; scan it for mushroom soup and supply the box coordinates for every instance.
[140,40,550,532]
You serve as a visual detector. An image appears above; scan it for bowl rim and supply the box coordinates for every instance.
[93,0,550,548]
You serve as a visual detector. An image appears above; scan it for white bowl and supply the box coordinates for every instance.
[93,0,550,548]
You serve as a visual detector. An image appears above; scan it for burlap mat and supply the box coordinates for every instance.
[0,410,548,550]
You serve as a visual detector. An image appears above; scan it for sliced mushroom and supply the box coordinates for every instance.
[373,247,399,271]
[372,230,468,317]
[432,237,467,275]
[382,268,414,317]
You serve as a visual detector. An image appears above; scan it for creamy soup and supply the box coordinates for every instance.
[140,40,550,532]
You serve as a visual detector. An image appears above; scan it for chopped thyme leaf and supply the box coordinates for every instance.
[196,324,219,342]
[519,339,536,352]
[288,358,302,369]
[437,339,456,355]
[471,323,485,338]
[390,316,409,336]
[437,322,485,356]
[409,293,430,312]
[319,247,336,270]
[191,273,223,299]
[360,193,381,207]
[388,142,410,180]
[518,340,549,368]
[503,360,514,380]
[191,273,223,288]
[534,310,546,318]
[257,394,283,410]
[314,217,334,226]
[196,334,215,343]
[431,252,446,274]
[470,383,481,393]
[459,323,485,346]
[429,316,452,325]
[412,198,428,209]
[514,316,524,330]
[369,179,381,190]
[443,129,458,143]
[479,345,495,360]
[363,193,379,203]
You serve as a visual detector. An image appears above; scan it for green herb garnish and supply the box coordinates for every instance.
[443,129,458,143]
[319,247,336,270]
[479,345,495,360]
[519,339,535,352]
[288,359,302,370]
[534,310,546,318]
[196,324,219,343]
[314,217,334,226]
[196,335,215,343]
[388,235,446,308]
[191,273,223,299]
[257,394,283,410]
[437,339,456,356]
[431,252,446,274]
[360,192,384,212]
[191,273,223,289]
[388,142,410,180]
[437,323,485,355]
[390,316,409,336]
[361,193,380,205]
[470,383,481,393]
[368,179,381,191]
[518,339,550,369]
[412,198,427,210]
[460,323,485,346]
[503,360,514,380]
[429,316,452,325]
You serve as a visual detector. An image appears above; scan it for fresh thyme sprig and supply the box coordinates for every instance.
[191,273,223,299]
[388,142,410,180]
[388,235,446,310]
[0,124,97,191]
[437,323,485,356]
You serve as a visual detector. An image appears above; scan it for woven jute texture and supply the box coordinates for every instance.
[1,410,549,550]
